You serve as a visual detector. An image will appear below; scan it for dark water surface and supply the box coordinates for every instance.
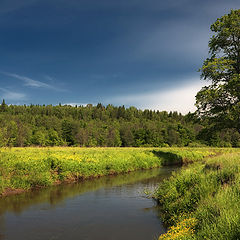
[0,167,176,240]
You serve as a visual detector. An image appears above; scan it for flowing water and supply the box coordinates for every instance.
[0,167,177,240]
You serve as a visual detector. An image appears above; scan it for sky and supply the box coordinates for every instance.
[0,0,239,113]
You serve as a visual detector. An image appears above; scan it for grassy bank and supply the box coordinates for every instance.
[0,147,159,195]
[155,149,240,240]
[0,147,217,196]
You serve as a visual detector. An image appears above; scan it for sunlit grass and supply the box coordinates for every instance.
[0,147,161,194]
[0,147,220,196]
[155,150,240,240]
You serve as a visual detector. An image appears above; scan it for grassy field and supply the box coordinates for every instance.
[155,149,240,240]
[0,147,217,195]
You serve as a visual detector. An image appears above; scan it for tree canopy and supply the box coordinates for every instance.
[0,101,201,147]
[196,9,240,132]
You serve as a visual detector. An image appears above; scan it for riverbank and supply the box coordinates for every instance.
[0,147,216,196]
[155,149,240,240]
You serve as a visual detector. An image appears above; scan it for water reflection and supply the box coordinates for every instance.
[0,167,176,240]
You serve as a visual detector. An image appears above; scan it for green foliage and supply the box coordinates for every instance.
[196,9,240,134]
[0,100,239,147]
[62,120,75,146]
[0,102,200,147]
[0,99,7,112]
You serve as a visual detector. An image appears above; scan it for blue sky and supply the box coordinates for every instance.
[0,0,239,113]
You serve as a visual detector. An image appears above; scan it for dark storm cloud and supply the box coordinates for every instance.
[0,0,239,111]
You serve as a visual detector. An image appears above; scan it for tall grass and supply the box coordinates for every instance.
[155,151,240,239]
[0,147,163,195]
[0,147,218,196]
[152,147,217,165]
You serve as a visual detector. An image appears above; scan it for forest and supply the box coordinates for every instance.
[0,100,239,148]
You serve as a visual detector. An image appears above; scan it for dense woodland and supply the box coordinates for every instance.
[0,100,239,147]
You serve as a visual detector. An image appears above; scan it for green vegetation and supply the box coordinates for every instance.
[0,100,240,148]
[0,147,158,195]
[196,9,240,144]
[0,101,201,147]
[152,148,216,165]
[155,149,240,240]
[0,147,216,196]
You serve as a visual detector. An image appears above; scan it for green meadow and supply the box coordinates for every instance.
[0,147,216,195]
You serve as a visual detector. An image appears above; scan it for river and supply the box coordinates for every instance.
[0,167,176,240]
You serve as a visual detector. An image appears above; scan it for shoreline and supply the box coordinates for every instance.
[0,147,219,197]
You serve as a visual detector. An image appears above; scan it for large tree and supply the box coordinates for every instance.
[196,9,240,132]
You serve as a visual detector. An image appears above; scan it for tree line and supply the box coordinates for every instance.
[0,100,239,147]
[0,101,195,147]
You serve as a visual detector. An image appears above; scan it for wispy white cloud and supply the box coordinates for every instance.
[3,72,52,88]
[0,71,64,91]
[0,88,26,101]
[105,79,207,114]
